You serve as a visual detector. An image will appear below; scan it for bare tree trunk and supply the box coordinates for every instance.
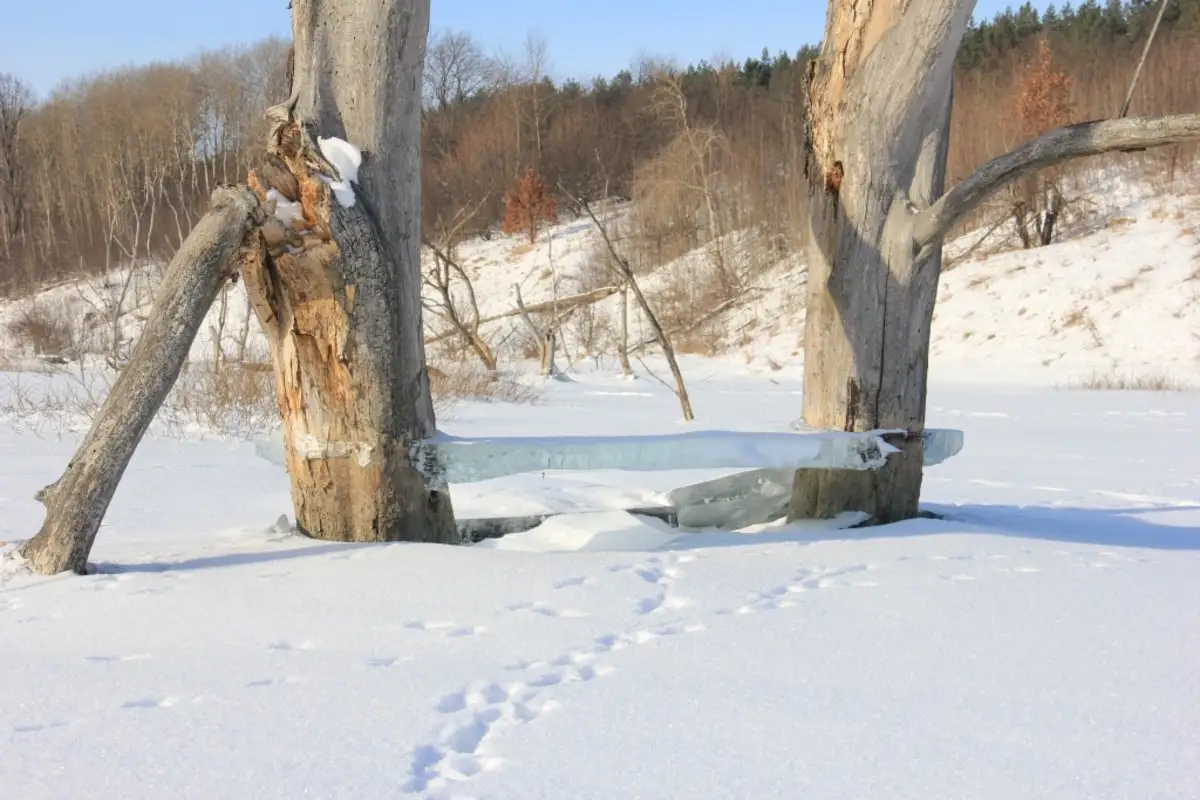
[243,0,456,544]
[791,0,1200,525]
[513,283,558,377]
[618,285,633,377]
[570,190,694,421]
[19,187,262,574]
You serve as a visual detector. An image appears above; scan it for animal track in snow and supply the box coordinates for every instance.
[12,720,70,734]
[609,555,693,616]
[506,601,587,619]
[405,620,489,638]
[122,696,180,710]
[267,640,317,652]
[84,573,136,591]
[85,653,154,664]
[403,620,705,794]
[366,655,412,668]
[246,676,304,688]
[717,564,875,615]
[553,576,593,589]
[634,593,692,616]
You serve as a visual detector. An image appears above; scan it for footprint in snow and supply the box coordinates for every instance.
[406,620,489,638]
[268,640,318,652]
[406,621,704,793]
[506,601,587,619]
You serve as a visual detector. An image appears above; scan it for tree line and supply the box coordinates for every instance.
[1,1,1198,297]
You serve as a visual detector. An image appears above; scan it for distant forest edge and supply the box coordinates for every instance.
[0,1,1198,295]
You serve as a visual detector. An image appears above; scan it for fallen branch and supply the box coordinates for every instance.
[424,285,620,344]
[20,187,263,575]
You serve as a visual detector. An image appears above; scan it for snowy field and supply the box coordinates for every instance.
[3,363,1199,799]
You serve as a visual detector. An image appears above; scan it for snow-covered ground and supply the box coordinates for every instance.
[3,365,1199,799]
[2,174,1200,797]
[3,184,1198,386]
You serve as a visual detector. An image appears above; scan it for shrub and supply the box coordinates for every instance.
[7,304,75,357]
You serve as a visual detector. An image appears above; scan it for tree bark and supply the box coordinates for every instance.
[244,0,457,544]
[791,0,972,523]
[791,1,1200,525]
[20,187,262,574]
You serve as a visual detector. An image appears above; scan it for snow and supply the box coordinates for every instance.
[3,179,1196,387]
[266,188,304,228]
[317,136,362,208]
[2,173,1200,798]
[3,367,1200,799]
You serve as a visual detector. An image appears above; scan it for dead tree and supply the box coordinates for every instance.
[242,0,457,544]
[422,200,497,372]
[21,0,456,574]
[19,187,263,574]
[512,283,562,377]
[568,188,694,421]
[791,0,1200,524]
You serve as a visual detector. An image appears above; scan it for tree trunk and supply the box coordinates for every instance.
[20,187,262,574]
[791,0,972,523]
[243,0,457,544]
[791,0,1200,525]
[618,285,633,376]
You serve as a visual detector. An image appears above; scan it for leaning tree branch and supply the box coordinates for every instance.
[912,113,1200,250]
[20,187,264,575]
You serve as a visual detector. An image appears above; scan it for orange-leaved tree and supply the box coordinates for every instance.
[1011,37,1075,247]
[502,167,557,243]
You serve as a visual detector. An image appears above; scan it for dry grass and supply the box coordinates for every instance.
[6,304,75,357]
[507,242,535,261]
[1061,306,1087,328]
[428,363,539,412]
[1064,371,1190,392]
[165,361,279,436]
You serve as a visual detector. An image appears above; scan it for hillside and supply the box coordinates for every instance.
[3,177,1197,397]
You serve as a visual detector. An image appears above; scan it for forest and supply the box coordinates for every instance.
[0,0,1198,297]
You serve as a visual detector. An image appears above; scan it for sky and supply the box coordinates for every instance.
[1,0,1049,97]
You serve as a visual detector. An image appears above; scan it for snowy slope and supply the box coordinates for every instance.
[3,185,1198,387]
[3,370,1199,799]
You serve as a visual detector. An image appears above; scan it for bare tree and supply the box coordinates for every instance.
[790,0,1200,524]
[424,31,490,111]
[522,31,552,165]
[646,70,733,290]
[241,0,457,545]
[0,74,34,258]
[512,283,561,377]
[568,187,694,421]
[20,187,263,574]
[422,198,498,372]
[20,0,456,574]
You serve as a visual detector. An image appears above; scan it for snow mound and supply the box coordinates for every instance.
[317,136,361,208]
[474,511,679,552]
[266,188,303,228]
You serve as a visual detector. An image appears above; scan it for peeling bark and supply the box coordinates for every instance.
[245,0,456,544]
[21,187,262,574]
[791,0,972,523]
[791,1,1200,525]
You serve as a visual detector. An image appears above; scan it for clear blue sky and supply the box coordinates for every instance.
[1,0,1048,97]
